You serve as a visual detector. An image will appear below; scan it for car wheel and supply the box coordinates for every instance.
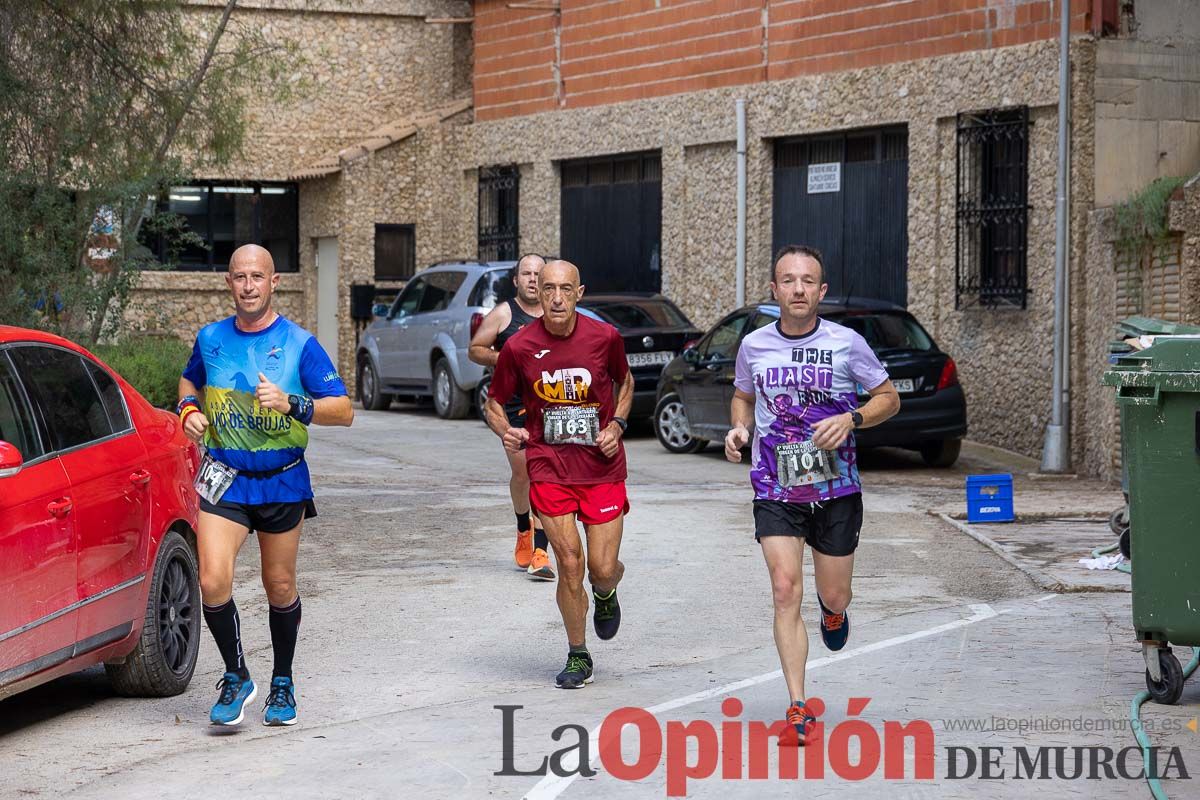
[358,358,392,411]
[475,373,491,422]
[654,393,706,454]
[105,530,199,697]
[433,357,470,419]
[920,437,962,468]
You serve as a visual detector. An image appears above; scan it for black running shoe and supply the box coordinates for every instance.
[555,650,594,689]
[817,594,850,651]
[592,587,621,640]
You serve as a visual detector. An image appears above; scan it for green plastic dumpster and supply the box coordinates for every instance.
[1103,336,1200,705]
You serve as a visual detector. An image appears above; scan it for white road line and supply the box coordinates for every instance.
[524,603,1000,800]
[1035,593,1060,604]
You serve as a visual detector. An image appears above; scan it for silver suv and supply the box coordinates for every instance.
[356,261,514,418]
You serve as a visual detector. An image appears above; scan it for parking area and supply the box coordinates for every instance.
[1,404,1195,799]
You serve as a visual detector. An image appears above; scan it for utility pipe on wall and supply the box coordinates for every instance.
[736,98,747,308]
[1041,0,1072,473]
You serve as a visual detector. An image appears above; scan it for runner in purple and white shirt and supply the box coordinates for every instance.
[725,245,900,746]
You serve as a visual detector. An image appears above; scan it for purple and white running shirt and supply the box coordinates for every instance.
[734,318,889,503]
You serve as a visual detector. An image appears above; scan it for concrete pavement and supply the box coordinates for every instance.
[1,405,1194,799]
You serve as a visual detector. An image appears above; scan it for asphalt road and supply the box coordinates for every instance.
[1,405,1194,799]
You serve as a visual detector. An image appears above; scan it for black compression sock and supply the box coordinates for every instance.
[516,511,530,531]
[269,596,302,680]
[202,598,248,679]
[534,528,549,551]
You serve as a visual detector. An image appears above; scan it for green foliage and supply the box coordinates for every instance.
[0,0,304,343]
[92,336,192,410]
[1113,176,1187,257]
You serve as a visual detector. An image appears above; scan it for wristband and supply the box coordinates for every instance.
[177,395,200,421]
[287,394,315,425]
[611,416,628,433]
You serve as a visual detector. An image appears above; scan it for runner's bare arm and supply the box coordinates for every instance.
[311,395,354,426]
[255,373,354,426]
[810,379,900,451]
[485,396,528,452]
[468,303,512,368]
[177,376,208,443]
[596,371,635,458]
[725,388,755,462]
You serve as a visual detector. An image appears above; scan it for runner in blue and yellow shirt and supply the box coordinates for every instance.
[177,244,352,728]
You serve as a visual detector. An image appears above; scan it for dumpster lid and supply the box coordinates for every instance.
[1110,336,1200,374]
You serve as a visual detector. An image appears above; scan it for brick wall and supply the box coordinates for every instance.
[475,0,1093,121]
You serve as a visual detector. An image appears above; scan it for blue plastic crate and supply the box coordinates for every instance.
[966,474,1014,523]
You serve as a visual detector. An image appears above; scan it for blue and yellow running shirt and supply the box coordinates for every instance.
[182,315,347,505]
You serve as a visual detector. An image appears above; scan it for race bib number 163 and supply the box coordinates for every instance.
[543,406,600,446]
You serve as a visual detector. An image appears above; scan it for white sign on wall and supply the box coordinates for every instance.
[807,162,841,194]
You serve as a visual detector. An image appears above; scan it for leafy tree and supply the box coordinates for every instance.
[0,0,301,342]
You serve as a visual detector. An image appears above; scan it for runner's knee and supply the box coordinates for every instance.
[820,586,852,613]
[586,558,620,587]
[261,573,296,606]
[769,569,803,609]
[199,568,234,605]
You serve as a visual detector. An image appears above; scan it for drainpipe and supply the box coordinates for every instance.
[1041,0,1072,473]
[736,98,747,308]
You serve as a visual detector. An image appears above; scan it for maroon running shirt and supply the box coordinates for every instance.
[490,313,629,485]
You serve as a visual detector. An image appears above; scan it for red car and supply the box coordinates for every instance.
[0,326,201,700]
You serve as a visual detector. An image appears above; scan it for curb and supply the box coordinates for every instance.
[933,512,1129,594]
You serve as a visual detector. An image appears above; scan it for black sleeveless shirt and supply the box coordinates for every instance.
[495,298,538,349]
[495,299,538,409]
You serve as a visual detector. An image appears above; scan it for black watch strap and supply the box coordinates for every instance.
[612,416,628,432]
[851,411,864,428]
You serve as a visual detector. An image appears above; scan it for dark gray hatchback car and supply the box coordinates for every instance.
[653,298,968,466]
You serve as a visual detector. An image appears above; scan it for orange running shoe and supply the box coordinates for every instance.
[514,529,533,569]
[784,702,818,747]
[527,547,556,581]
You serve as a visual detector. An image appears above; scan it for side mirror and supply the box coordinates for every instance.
[683,347,700,366]
[0,441,24,478]
[372,303,390,319]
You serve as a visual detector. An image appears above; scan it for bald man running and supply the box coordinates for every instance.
[486,260,634,688]
[178,244,353,727]
[469,254,554,580]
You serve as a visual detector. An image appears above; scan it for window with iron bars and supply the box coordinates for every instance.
[955,107,1031,309]
[478,165,519,262]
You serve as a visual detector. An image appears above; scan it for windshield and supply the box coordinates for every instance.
[827,312,935,352]
[580,299,689,329]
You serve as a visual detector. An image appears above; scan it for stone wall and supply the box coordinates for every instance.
[123,271,306,343]
[183,0,472,180]
[456,37,1110,470]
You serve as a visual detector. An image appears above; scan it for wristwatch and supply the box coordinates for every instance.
[850,411,864,428]
[611,416,628,433]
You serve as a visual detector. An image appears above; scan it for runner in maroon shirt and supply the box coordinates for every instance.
[487,260,635,689]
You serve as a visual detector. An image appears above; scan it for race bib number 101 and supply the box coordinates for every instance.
[543,406,600,446]
[775,440,839,488]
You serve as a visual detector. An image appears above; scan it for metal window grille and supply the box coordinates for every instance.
[955,107,1031,309]
[478,165,519,262]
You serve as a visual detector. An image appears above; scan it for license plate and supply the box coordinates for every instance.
[627,350,674,368]
[893,378,915,394]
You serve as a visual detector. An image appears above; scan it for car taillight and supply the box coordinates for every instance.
[470,311,484,339]
[937,357,959,391]
[682,338,699,351]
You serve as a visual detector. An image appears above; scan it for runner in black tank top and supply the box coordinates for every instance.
[468,255,555,580]
[496,298,537,427]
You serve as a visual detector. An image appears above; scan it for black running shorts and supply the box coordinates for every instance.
[200,498,317,534]
[753,493,863,557]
